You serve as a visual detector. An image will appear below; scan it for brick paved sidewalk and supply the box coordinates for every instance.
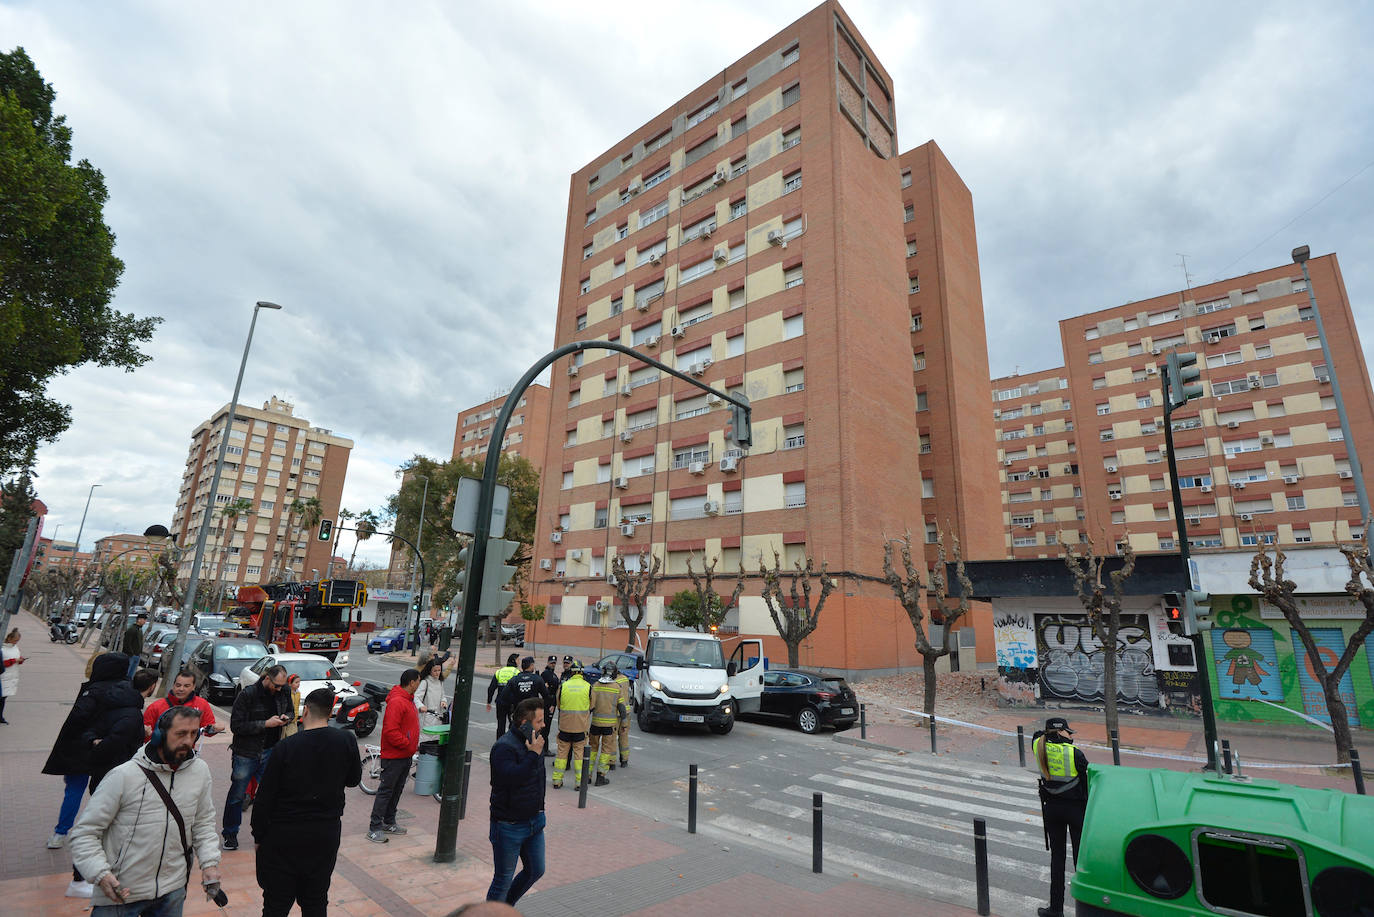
[1,608,990,916]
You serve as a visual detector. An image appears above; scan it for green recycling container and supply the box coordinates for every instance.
[420,724,449,745]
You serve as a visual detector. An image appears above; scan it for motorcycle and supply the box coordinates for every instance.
[331,680,388,737]
[49,618,78,644]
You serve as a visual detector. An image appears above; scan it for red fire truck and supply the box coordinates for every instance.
[233,580,366,660]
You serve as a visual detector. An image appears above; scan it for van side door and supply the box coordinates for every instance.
[727,639,765,713]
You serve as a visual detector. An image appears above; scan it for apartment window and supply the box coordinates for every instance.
[617,223,629,240]
[731,116,746,140]
[724,492,744,515]
[784,368,805,393]
[1205,350,1243,368]
[784,481,806,508]
[783,170,802,194]
[1202,322,1237,340]
[900,169,912,189]
[245,565,261,576]
[731,156,748,178]
[260,500,275,513]
[226,445,243,456]
[565,428,578,447]
[1088,351,1103,364]
[561,471,574,489]
[685,99,719,130]
[596,463,612,484]
[682,215,716,242]
[610,297,623,316]
[784,266,804,289]
[727,334,744,358]
[576,314,587,331]
[1137,395,1154,409]
[251,434,266,445]
[681,257,716,285]
[918,434,931,454]
[781,82,800,108]
[675,395,709,421]
[1254,344,1273,359]
[582,243,593,261]
[642,165,672,191]
[672,445,712,469]
[634,279,665,310]
[567,390,580,408]
[922,478,937,499]
[913,352,926,372]
[1293,529,1313,544]
[903,204,915,222]
[916,392,929,411]
[684,135,717,166]
[782,423,805,450]
[907,275,921,294]
[782,43,799,66]
[638,199,668,229]
[636,239,667,266]
[1096,404,1111,416]
[1287,495,1306,511]
[678,302,713,328]
[1345,492,1360,507]
[911,313,922,332]
[781,126,801,150]
[644,128,671,154]
[1100,430,1114,442]
[625,454,655,477]
[783,313,804,339]
[1314,363,1331,383]
[730,198,748,220]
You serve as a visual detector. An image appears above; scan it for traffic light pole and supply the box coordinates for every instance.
[331,524,425,652]
[433,341,752,863]
[1162,362,1221,773]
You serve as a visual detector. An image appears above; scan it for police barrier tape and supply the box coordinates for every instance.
[891,705,1353,771]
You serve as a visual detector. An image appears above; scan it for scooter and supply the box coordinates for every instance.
[49,618,78,644]
[331,680,388,737]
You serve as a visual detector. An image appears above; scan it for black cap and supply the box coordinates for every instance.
[1045,716,1074,734]
[562,654,574,664]
[547,655,558,663]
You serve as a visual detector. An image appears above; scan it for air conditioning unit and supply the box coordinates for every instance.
[699,226,713,240]
[1151,347,1162,355]
[649,254,663,266]
[1106,465,1118,473]
[620,523,635,536]
[636,299,650,312]
[689,461,706,475]
[1206,333,1222,345]
[540,558,552,570]
[594,600,609,613]
[713,247,729,263]
[1146,366,1158,375]
[619,430,633,443]
[1237,513,1255,522]
[550,531,562,544]
[567,364,579,376]
[1339,470,1353,479]
[671,325,684,338]
[1004,459,1014,467]
[1110,493,1122,501]
[1249,380,1262,390]
[706,393,723,406]
[767,230,784,246]
[993,410,1001,419]
[627,179,642,195]
[1200,485,1213,493]
[615,475,629,489]
[607,574,618,586]
[569,549,583,561]
[713,168,728,185]
[619,385,632,397]
[701,357,713,369]
[704,500,721,515]
[646,335,660,348]
[1260,434,1274,444]
[1227,421,1240,429]
[1283,474,1300,485]
[1186,516,1201,526]
[719,456,738,473]
[1022,523,1033,530]
[1233,481,1246,489]
[689,362,706,376]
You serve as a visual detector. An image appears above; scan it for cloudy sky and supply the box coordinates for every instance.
[6,0,1372,567]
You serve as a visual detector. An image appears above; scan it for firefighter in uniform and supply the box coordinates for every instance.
[610,662,633,769]
[551,662,591,789]
[588,669,625,786]
[1032,716,1090,917]
[486,653,521,737]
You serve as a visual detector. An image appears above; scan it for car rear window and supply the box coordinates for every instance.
[215,642,267,660]
[821,678,850,693]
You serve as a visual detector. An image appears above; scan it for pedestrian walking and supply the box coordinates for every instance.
[368,668,420,843]
[485,697,547,905]
[485,653,520,737]
[222,664,293,851]
[611,662,633,768]
[588,667,625,786]
[550,662,590,790]
[69,704,222,917]
[252,688,362,917]
[414,657,449,729]
[538,655,560,756]
[123,613,147,679]
[1032,716,1090,917]
[143,671,221,740]
[0,627,25,723]
[42,652,122,856]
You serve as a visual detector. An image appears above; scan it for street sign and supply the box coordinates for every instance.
[451,476,510,537]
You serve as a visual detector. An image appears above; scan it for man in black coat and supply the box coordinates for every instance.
[222,664,293,850]
[538,656,560,756]
[485,697,547,906]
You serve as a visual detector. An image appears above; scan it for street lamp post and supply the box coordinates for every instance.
[162,301,281,695]
[1292,246,1369,521]
[409,474,429,656]
[70,484,100,568]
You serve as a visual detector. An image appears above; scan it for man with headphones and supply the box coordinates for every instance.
[143,670,219,740]
[70,704,223,916]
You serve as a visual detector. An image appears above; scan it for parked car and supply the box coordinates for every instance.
[585,650,645,683]
[185,637,270,703]
[237,653,357,717]
[751,669,859,734]
[152,607,179,624]
[367,628,406,654]
[72,603,98,627]
[500,623,525,646]
[139,625,182,669]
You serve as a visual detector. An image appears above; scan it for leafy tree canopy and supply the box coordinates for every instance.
[0,47,160,473]
[663,588,723,632]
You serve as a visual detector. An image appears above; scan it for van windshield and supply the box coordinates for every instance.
[648,638,725,669]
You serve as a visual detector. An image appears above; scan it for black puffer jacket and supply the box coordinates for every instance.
[489,727,546,822]
[43,653,146,786]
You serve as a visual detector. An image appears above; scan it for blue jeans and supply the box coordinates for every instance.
[222,748,272,838]
[91,886,185,917]
[486,812,546,904]
[55,773,90,835]
[127,656,140,680]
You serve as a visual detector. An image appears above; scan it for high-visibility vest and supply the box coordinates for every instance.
[591,680,623,727]
[558,676,591,712]
[495,665,518,686]
[1034,737,1082,795]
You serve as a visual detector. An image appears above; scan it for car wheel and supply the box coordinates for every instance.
[796,706,820,735]
[636,703,657,733]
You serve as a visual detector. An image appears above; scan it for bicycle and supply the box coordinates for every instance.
[358,744,443,802]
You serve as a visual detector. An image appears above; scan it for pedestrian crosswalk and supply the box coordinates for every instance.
[706,752,1052,915]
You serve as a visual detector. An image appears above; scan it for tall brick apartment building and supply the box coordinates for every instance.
[451,384,552,464]
[171,396,352,592]
[993,253,1374,556]
[526,1,1001,671]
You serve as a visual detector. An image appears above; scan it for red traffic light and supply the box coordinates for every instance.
[1166,605,1182,622]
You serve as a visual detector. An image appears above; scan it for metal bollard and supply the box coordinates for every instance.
[457,749,473,820]
[578,746,591,809]
[859,703,867,740]
[1222,740,1233,775]
[1352,748,1366,795]
[688,764,699,833]
[1233,752,1244,778]
[929,716,938,755]
[973,818,990,916]
[1110,729,1121,766]
[1017,725,1026,769]
[812,792,823,874]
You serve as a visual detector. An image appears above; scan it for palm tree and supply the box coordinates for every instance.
[211,498,254,609]
[270,496,322,582]
[347,509,380,572]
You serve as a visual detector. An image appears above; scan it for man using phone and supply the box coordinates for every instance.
[486,697,547,906]
[223,664,293,851]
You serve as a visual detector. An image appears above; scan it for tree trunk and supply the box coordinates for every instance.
[1101,630,1119,739]
[786,639,800,668]
[922,653,938,718]
[1323,678,1354,764]
[626,622,638,654]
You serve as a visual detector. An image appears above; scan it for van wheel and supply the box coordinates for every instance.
[796,706,820,735]
[710,717,734,735]
[637,704,657,733]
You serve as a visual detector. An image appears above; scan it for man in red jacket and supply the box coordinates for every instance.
[368,669,420,843]
[142,670,220,739]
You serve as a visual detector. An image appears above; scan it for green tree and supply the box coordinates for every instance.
[268,496,321,582]
[664,588,723,632]
[0,48,160,474]
[0,463,38,576]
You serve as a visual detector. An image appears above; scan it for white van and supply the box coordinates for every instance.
[633,630,765,734]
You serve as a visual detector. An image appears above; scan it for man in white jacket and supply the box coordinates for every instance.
[69,705,223,917]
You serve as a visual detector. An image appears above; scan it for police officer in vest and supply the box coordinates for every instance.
[551,662,591,790]
[486,653,521,737]
[1032,717,1089,917]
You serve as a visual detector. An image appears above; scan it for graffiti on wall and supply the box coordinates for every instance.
[1036,613,1159,706]
[1292,628,1361,726]
[993,610,1038,705]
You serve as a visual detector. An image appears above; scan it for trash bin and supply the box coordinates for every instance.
[414,740,443,795]
[421,724,449,746]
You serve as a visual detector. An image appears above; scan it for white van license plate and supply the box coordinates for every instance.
[679,714,704,723]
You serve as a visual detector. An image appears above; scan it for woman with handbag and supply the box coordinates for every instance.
[413,657,448,729]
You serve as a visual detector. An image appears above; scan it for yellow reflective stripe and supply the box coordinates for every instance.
[495,666,517,684]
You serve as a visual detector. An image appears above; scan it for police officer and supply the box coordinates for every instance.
[1032,717,1089,917]
[497,657,549,719]
[539,656,560,757]
[486,653,520,737]
[610,662,633,769]
[558,654,575,683]
[551,662,590,790]
[588,668,625,786]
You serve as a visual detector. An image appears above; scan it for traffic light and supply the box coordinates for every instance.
[1163,592,1184,634]
[1184,590,1212,635]
[454,544,471,613]
[1166,351,1203,409]
[727,393,752,448]
[411,594,422,614]
[317,519,333,541]
[480,538,521,618]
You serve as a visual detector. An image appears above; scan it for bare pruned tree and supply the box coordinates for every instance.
[881,528,974,718]
[685,555,746,633]
[1062,538,1137,739]
[1249,537,1374,764]
[760,550,835,668]
[610,550,661,651]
